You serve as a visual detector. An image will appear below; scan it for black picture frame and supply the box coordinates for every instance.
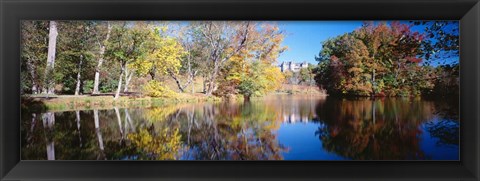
[1,0,479,180]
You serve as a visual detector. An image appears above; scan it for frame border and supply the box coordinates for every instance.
[1,0,479,180]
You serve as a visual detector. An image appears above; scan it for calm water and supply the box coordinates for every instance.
[21,95,459,160]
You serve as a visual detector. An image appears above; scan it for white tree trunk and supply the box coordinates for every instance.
[93,22,112,94]
[123,67,133,93]
[43,21,58,95]
[28,59,38,94]
[192,81,195,94]
[74,55,83,96]
[114,65,125,100]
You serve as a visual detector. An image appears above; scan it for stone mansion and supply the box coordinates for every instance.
[279,61,309,72]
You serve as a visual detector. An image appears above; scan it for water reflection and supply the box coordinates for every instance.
[21,95,459,160]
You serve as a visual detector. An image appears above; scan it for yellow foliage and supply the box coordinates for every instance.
[127,128,183,160]
[221,22,287,97]
[263,66,285,92]
[147,37,184,75]
[131,25,185,77]
[143,106,181,123]
[143,80,178,98]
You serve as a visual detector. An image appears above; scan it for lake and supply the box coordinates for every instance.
[21,95,459,160]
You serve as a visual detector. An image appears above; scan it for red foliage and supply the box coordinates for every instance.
[406,56,422,63]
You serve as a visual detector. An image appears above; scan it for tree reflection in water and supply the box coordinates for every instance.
[313,97,459,160]
[21,95,459,160]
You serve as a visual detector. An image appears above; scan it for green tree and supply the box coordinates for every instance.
[105,22,151,99]
[92,21,112,94]
[21,21,49,94]
[56,21,98,95]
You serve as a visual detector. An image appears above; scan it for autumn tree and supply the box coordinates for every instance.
[193,21,248,95]
[168,25,203,93]
[237,61,284,101]
[410,21,459,61]
[105,22,151,99]
[315,21,427,96]
[216,22,286,101]
[411,21,460,96]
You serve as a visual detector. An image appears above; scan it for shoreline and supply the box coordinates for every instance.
[21,91,329,113]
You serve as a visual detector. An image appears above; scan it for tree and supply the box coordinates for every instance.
[216,22,286,100]
[299,65,315,86]
[194,21,248,95]
[410,21,459,62]
[92,22,112,94]
[237,61,284,102]
[105,22,151,99]
[168,25,202,93]
[126,24,185,94]
[43,21,59,95]
[315,21,427,97]
[21,21,49,94]
[56,21,98,95]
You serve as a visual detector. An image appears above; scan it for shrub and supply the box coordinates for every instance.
[143,80,177,98]
[82,80,94,94]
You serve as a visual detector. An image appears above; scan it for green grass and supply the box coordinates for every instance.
[23,94,224,113]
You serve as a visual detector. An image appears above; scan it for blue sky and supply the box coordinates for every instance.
[276,21,363,64]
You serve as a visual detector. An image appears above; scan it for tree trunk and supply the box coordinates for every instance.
[75,55,83,96]
[93,22,112,95]
[371,69,376,96]
[114,65,125,100]
[205,64,220,96]
[202,75,207,93]
[149,68,156,81]
[28,59,38,94]
[123,67,133,93]
[43,21,58,95]
[170,71,196,93]
[192,82,195,94]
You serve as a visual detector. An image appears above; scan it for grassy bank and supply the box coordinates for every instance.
[276,84,327,95]
[22,93,222,113]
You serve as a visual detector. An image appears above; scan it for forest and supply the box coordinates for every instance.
[21,21,459,106]
[21,21,286,103]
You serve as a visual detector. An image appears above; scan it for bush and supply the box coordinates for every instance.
[82,80,94,94]
[143,80,177,98]
[100,78,119,93]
